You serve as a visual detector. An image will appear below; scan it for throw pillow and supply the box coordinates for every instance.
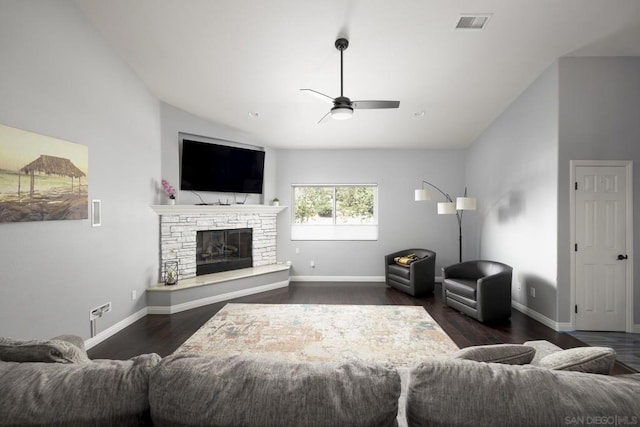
[0,337,91,364]
[51,334,86,353]
[451,344,536,365]
[395,253,418,267]
[536,346,616,374]
[523,340,563,365]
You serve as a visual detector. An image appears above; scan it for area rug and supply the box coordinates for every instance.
[176,303,459,367]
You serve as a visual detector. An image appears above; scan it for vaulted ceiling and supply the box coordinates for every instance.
[76,0,640,149]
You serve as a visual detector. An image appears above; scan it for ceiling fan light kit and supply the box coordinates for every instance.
[330,106,353,120]
[301,38,400,124]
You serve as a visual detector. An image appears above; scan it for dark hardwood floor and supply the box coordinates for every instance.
[88,282,636,375]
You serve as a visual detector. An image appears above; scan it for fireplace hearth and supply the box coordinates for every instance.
[196,228,252,275]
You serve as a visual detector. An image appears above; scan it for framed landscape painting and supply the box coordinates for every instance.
[0,124,89,223]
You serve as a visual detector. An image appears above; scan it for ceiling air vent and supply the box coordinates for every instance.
[455,14,491,30]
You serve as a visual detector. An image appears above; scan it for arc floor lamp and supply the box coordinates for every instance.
[415,180,476,263]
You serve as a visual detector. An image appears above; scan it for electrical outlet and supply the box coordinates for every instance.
[310,260,315,268]
[131,290,137,301]
[295,248,300,254]
[530,287,536,298]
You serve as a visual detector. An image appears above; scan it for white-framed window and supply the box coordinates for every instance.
[291,184,378,241]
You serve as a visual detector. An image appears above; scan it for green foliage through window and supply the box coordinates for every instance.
[293,185,376,225]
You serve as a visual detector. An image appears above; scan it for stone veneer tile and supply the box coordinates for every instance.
[158,211,279,281]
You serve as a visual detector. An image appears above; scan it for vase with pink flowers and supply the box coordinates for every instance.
[161,179,176,205]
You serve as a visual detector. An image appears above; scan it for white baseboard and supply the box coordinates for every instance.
[513,301,640,333]
[511,300,572,332]
[291,275,385,282]
[290,275,443,283]
[556,321,574,331]
[84,307,148,350]
[147,280,290,315]
[85,281,290,349]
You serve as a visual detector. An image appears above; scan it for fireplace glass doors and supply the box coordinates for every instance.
[196,228,252,275]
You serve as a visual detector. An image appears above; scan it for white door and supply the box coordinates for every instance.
[574,165,628,331]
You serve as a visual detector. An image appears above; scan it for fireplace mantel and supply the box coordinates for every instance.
[151,204,287,216]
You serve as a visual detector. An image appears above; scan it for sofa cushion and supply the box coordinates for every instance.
[0,336,90,364]
[536,346,617,374]
[0,353,160,426]
[523,339,563,365]
[406,358,640,427]
[451,344,536,365]
[149,354,401,427]
[51,334,87,353]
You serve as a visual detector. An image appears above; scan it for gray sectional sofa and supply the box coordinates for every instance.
[1,336,639,426]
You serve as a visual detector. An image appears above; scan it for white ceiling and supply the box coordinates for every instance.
[75,0,640,150]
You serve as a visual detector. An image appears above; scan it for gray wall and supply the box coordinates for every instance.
[465,63,560,321]
[159,102,278,206]
[0,0,161,339]
[557,57,640,325]
[465,56,640,328]
[275,149,467,277]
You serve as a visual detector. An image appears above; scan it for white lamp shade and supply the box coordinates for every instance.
[414,189,431,201]
[456,197,477,210]
[437,202,457,214]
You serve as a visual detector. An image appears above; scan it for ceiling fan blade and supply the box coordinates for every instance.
[317,110,332,125]
[300,88,335,104]
[352,100,400,109]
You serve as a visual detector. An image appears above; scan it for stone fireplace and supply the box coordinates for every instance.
[196,228,252,275]
[152,205,284,282]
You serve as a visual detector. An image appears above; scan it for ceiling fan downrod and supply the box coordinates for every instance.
[335,38,349,98]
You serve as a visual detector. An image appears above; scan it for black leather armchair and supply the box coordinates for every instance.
[384,249,436,296]
[442,260,513,323]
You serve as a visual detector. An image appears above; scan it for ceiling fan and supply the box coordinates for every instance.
[301,38,400,124]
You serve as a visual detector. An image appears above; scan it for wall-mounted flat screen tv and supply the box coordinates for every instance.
[180,139,265,194]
